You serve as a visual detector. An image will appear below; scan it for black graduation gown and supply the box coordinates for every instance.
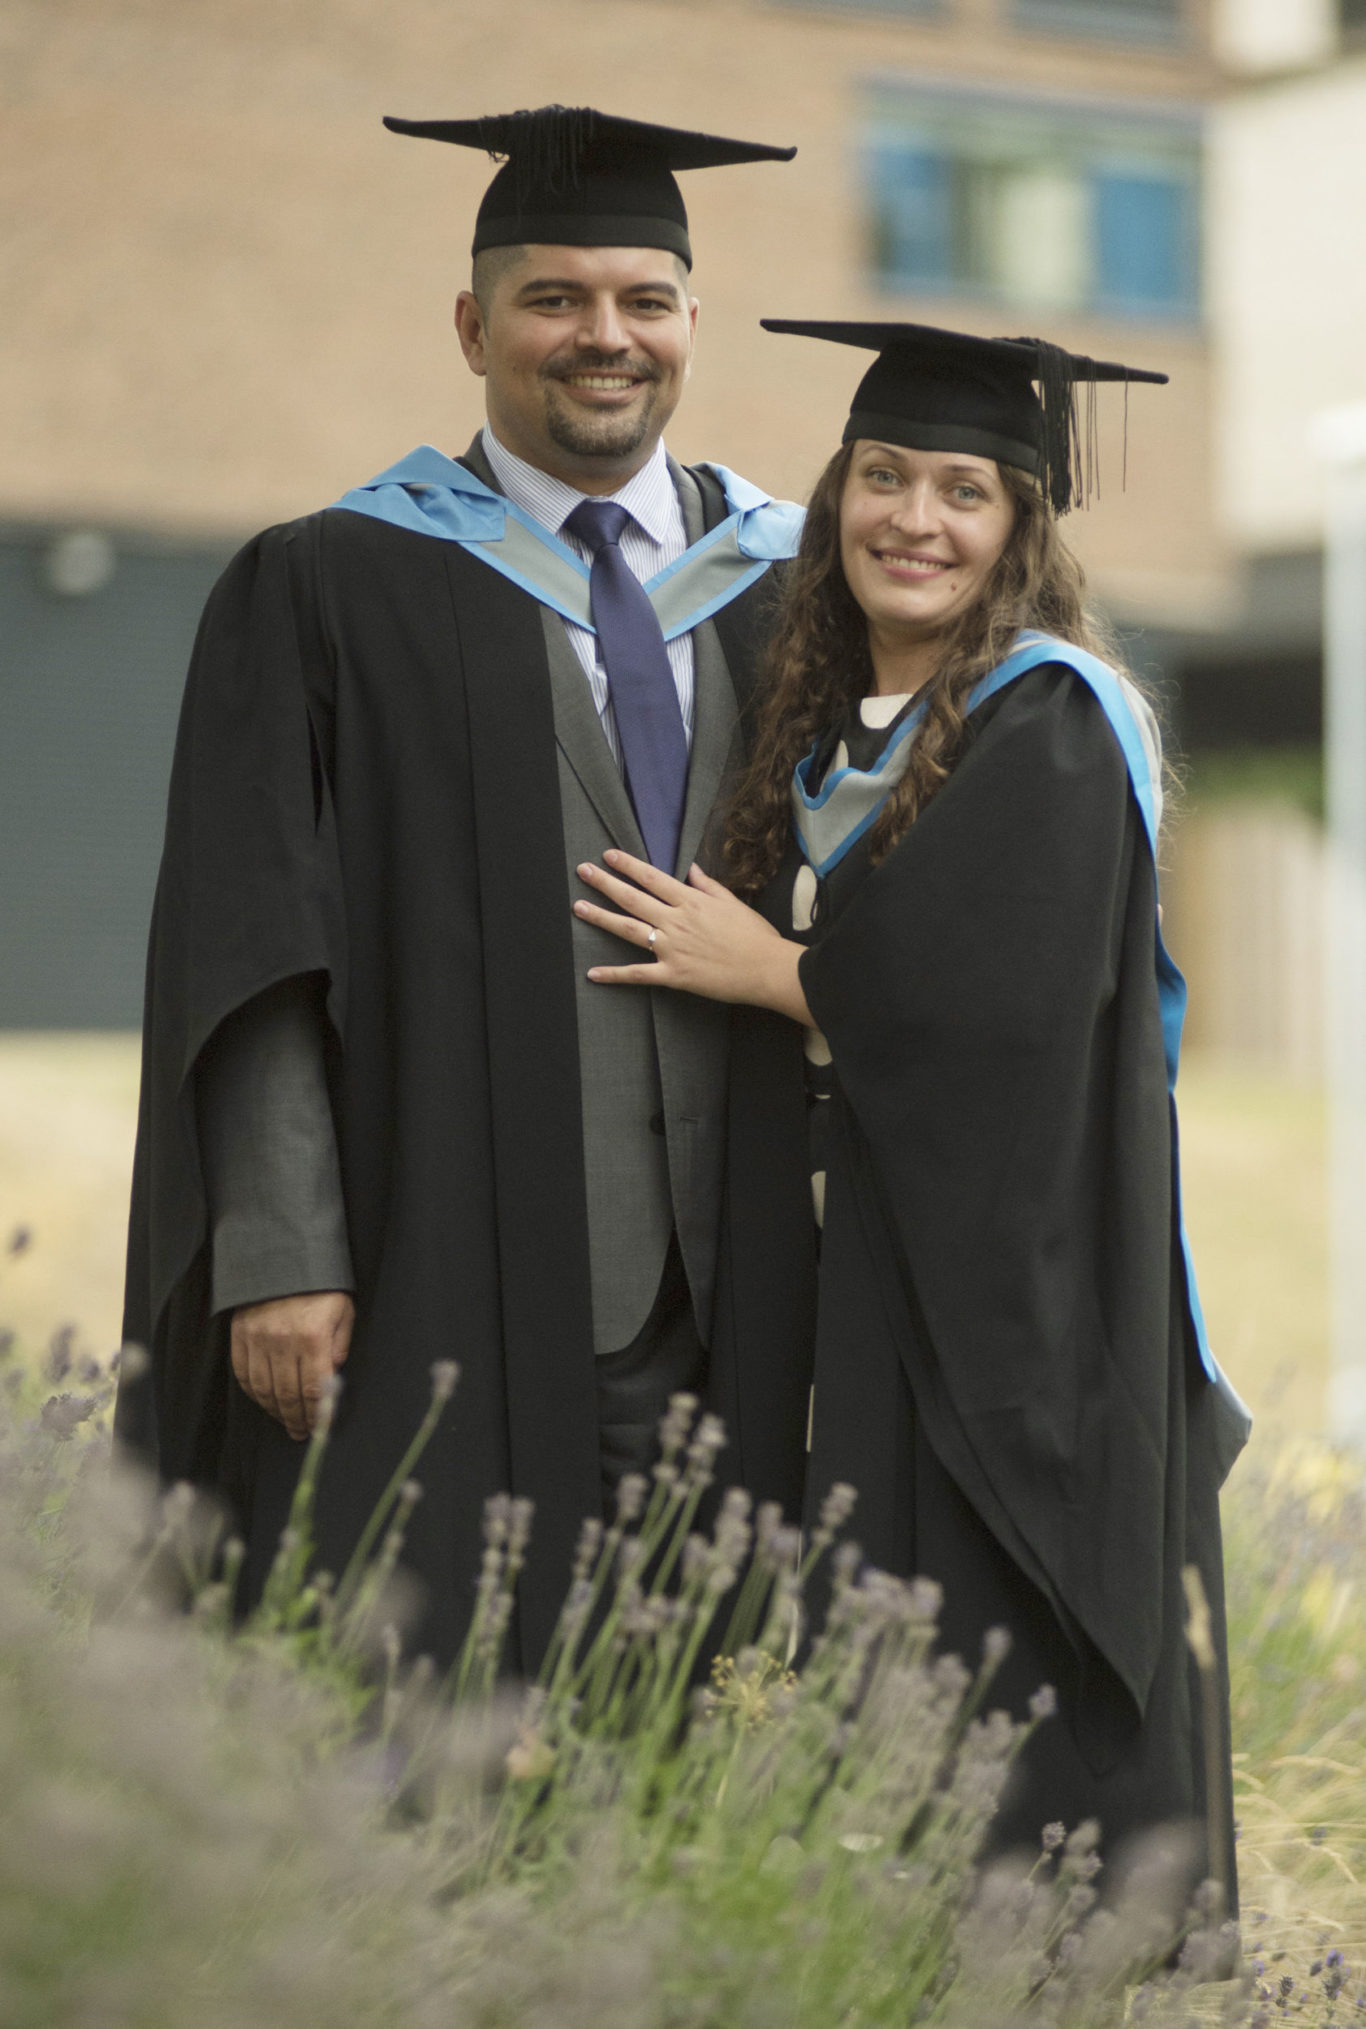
[761,662,1233,1876]
[116,484,817,1673]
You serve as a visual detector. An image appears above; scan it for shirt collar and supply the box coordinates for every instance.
[481,425,677,547]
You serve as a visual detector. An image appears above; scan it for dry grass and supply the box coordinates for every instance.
[1221,1439,1366,2019]
[1177,1050,1329,1435]
[1,1032,1362,2022]
[0,1035,1334,1431]
[0,1031,141,1359]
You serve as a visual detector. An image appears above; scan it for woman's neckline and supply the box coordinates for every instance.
[858,691,914,729]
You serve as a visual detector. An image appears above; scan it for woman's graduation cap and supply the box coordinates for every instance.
[760,319,1167,515]
[383,105,797,270]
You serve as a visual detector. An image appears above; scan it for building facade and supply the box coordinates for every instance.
[1150,0,1366,1067]
[1199,0,1366,730]
[3,0,1220,1023]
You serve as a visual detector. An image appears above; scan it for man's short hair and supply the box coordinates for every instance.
[471,243,528,313]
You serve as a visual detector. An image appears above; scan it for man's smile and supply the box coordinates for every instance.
[560,372,643,391]
[544,354,662,408]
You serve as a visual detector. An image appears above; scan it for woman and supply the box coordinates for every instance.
[573,320,1246,1883]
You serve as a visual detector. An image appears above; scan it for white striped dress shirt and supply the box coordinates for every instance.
[481,426,696,762]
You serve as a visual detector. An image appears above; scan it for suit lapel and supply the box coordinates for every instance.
[677,622,741,876]
[541,613,647,855]
[670,460,742,878]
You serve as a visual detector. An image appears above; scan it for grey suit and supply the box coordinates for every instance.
[544,455,742,1352]
[200,449,745,1367]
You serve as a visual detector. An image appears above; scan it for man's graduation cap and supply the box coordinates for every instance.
[760,319,1167,515]
[383,105,797,270]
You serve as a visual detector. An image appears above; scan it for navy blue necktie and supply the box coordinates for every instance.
[564,498,689,874]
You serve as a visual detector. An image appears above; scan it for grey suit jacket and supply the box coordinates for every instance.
[201,446,746,1353]
[538,455,743,1351]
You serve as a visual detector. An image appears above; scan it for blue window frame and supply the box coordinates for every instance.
[869,148,953,289]
[1094,169,1196,314]
[865,83,1203,322]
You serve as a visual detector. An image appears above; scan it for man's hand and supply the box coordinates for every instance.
[230,1290,354,1441]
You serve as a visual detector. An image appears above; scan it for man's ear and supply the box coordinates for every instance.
[454,290,489,377]
[684,294,699,380]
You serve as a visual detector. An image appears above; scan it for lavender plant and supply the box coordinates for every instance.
[1,1325,1328,2028]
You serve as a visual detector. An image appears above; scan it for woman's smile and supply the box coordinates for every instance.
[867,546,955,580]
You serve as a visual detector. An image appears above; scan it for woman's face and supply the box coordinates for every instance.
[839,440,1016,648]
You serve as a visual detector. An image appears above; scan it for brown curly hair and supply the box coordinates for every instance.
[721,443,1129,897]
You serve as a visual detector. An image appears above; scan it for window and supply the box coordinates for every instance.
[865,83,1202,320]
[1012,0,1182,42]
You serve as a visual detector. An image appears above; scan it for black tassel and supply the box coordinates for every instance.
[1039,337,1080,515]
[1013,336,1102,516]
[477,105,596,203]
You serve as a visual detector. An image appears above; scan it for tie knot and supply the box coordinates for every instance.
[564,497,632,555]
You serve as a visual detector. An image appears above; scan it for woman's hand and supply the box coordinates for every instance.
[575,851,813,1025]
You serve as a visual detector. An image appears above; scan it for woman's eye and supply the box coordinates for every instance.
[951,484,984,503]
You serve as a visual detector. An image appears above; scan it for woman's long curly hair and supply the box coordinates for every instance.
[721,442,1129,897]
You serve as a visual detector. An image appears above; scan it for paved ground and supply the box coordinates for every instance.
[0,1034,1330,1435]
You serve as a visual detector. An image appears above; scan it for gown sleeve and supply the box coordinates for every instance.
[197,974,353,1315]
[117,519,347,1476]
[798,663,1177,1722]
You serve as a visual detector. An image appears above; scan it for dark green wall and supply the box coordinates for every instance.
[1,525,236,1027]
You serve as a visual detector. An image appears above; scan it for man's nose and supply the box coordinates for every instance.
[577,297,630,354]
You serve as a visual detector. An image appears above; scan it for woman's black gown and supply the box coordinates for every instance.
[750,659,1237,1889]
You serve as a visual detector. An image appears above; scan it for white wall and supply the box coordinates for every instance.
[1211,53,1366,552]
[1213,0,1335,76]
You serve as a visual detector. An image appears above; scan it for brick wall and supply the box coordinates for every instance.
[1,0,1223,623]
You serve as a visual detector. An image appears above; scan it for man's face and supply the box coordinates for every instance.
[455,245,698,492]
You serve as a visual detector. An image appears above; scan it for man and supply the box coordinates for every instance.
[117,107,817,1671]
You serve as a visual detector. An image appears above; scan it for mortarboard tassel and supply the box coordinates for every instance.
[1039,337,1078,516]
[1019,336,1095,517]
[475,104,595,204]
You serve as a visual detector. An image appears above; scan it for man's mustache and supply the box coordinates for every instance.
[542,352,662,385]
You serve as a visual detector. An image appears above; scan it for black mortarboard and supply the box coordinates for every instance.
[760,319,1167,514]
[383,105,797,271]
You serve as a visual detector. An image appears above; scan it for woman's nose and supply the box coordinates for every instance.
[888,484,943,535]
